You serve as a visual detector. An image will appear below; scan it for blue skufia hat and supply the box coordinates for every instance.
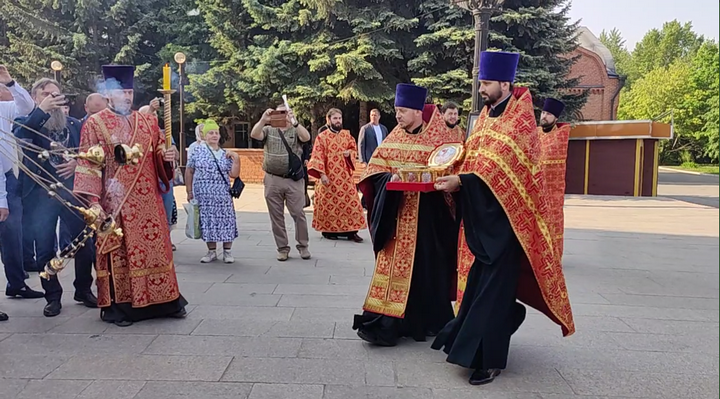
[394,83,428,111]
[102,65,135,90]
[478,51,520,83]
[543,98,566,118]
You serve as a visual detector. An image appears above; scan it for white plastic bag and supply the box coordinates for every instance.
[184,199,201,239]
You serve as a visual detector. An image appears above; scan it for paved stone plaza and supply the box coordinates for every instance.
[0,170,717,399]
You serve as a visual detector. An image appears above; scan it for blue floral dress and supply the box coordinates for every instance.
[188,144,238,243]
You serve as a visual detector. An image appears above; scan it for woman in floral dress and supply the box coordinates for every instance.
[185,119,240,263]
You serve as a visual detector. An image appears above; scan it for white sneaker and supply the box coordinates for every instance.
[200,250,217,263]
[222,250,234,263]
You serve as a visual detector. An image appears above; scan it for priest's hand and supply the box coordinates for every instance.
[390,174,401,182]
[320,174,330,185]
[149,98,161,112]
[343,150,350,157]
[56,159,77,179]
[435,175,461,193]
[163,146,178,162]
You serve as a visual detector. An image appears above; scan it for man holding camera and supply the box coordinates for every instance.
[250,104,311,261]
[13,78,96,317]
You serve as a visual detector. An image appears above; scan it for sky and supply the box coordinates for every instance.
[566,0,720,50]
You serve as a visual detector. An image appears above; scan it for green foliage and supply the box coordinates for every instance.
[614,21,718,164]
[1,0,587,130]
[489,0,587,119]
[626,20,704,87]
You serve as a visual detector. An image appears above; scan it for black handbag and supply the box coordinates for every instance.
[278,130,305,181]
[208,144,245,199]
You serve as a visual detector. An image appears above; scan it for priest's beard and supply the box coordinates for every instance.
[110,99,132,115]
[330,122,342,132]
[539,119,555,129]
[481,86,503,106]
[44,108,67,132]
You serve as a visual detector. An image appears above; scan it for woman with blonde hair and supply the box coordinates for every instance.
[185,119,240,263]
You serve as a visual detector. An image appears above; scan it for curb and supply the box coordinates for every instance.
[658,166,719,177]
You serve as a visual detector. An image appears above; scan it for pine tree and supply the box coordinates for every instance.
[490,0,587,119]
[411,0,475,109]
[0,0,180,105]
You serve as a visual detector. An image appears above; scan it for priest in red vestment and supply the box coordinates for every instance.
[74,65,187,327]
[307,108,366,242]
[352,84,460,346]
[538,98,571,260]
[432,51,575,385]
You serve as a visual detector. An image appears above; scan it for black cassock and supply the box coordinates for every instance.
[431,173,526,369]
[353,172,458,346]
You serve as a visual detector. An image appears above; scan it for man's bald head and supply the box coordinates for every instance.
[85,93,107,116]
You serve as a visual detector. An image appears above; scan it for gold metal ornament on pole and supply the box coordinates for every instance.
[113,143,144,165]
[158,89,175,150]
[50,60,63,83]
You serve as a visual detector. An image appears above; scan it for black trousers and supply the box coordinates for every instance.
[23,186,94,302]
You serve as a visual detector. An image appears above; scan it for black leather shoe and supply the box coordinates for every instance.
[43,301,62,317]
[469,369,501,385]
[74,292,98,308]
[6,285,44,299]
[168,308,187,318]
[0,311,8,321]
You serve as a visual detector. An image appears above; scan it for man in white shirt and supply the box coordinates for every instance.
[0,66,44,321]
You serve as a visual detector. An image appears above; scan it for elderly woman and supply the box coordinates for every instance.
[185,119,240,263]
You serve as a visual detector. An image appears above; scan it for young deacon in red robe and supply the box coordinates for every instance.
[538,98,571,260]
[307,108,366,242]
[432,51,575,385]
[352,84,460,346]
[74,65,187,327]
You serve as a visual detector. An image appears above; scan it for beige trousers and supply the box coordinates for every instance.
[263,173,309,253]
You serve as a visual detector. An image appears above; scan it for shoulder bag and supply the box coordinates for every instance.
[207,144,245,198]
[277,129,305,181]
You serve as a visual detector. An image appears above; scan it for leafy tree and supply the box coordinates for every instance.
[627,20,704,87]
[618,60,694,163]
[683,41,719,161]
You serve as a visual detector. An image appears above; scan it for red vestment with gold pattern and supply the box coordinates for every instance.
[538,123,571,260]
[74,108,182,311]
[358,108,461,319]
[307,129,366,233]
[455,88,575,337]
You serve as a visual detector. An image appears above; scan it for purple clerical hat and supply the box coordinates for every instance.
[395,84,428,111]
[543,98,565,118]
[102,65,135,90]
[478,51,520,83]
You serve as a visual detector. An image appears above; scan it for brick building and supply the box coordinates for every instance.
[566,26,625,121]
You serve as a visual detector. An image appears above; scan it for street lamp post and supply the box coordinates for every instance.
[174,52,187,166]
[456,0,505,112]
[50,60,63,83]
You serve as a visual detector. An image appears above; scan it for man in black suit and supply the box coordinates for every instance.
[14,78,96,317]
[357,109,388,164]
